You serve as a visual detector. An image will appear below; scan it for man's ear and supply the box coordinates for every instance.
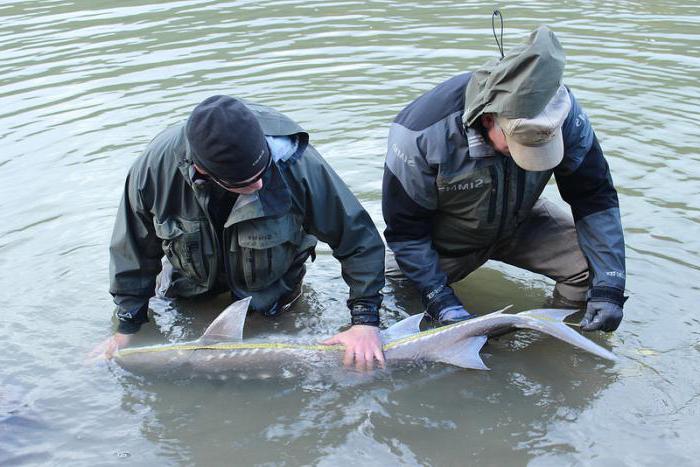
[480,113,495,129]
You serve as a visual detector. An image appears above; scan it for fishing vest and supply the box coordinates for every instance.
[433,152,552,256]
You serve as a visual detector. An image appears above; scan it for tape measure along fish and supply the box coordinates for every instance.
[114,297,616,377]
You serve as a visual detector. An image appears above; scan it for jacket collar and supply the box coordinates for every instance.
[224,161,291,226]
[466,127,497,159]
[178,144,292,226]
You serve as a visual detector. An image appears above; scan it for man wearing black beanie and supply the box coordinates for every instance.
[94,96,386,369]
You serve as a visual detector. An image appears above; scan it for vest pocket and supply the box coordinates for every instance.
[433,164,500,252]
[234,216,302,291]
[436,166,496,226]
[154,218,210,285]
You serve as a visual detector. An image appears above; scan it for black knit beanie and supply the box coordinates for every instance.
[186,95,270,184]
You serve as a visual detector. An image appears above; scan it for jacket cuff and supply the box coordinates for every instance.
[350,304,380,327]
[422,284,461,319]
[587,286,628,307]
[117,319,145,335]
[114,301,149,334]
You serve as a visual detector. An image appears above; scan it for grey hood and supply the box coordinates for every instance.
[463,25,566,126]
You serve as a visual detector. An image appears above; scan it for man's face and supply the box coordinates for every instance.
[480,114,511,156]
[193,164,264,195]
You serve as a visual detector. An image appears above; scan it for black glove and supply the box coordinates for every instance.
[580,301,623,332]
[580,286,626,332]
[422,285,473,325]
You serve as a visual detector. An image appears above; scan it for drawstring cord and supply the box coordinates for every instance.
[492,10,505,59]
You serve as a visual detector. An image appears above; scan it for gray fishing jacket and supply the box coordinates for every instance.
[382,73,626,306]
[110,102,385,333]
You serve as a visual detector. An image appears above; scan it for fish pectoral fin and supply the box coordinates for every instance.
[430,335,489,370]
[198,297,252,344]
[381,313,424,342]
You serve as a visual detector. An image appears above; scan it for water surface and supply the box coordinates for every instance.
[1,1,699,465]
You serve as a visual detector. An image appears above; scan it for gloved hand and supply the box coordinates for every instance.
[422,285,473,325]
[580,300,623,332]
[436,305,473,325]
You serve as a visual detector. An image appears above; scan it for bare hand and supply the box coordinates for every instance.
[321,325,385,371]
[88,333,132,361]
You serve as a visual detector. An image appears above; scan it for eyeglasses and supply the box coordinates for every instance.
[205,155,272,190]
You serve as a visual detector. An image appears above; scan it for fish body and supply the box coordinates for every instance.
[115,340,344,377]
[114,298,616,377]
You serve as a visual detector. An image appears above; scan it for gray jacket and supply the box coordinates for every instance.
[382,73,626,306]
[110,102,385,333]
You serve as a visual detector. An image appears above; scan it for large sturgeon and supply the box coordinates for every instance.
[114,297,616,377]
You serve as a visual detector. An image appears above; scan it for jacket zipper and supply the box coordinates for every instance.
[223,227,235,292]
[487,165,497,223]
[197,184,219,288]
[514,167,525,216]
[249,250,257,284]
[496,158,510,239]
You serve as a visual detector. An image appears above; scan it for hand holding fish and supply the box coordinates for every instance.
[321,325,385,371]
[580,301,623,332]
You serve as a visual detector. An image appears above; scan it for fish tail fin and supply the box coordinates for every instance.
[514,308,617,361]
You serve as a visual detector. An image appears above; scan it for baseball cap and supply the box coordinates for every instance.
[496,84,571,171]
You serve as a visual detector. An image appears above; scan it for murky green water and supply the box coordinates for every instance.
[1,1,699,465]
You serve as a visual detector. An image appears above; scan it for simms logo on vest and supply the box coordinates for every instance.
[391,143,416,167]
[438,179,484,192]
[246,233,273,242]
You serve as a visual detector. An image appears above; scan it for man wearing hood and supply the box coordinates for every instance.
[382,26,626,331]
[95,96,386,368]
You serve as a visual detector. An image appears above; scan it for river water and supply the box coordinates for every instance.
[1,1,699,465]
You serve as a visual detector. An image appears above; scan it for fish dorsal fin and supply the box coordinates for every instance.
[430,335,489,370]
[198,297,252,344]
[381,313,423,343]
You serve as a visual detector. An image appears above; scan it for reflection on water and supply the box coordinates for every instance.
[119,344,614,465]
[1,0,699,465]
